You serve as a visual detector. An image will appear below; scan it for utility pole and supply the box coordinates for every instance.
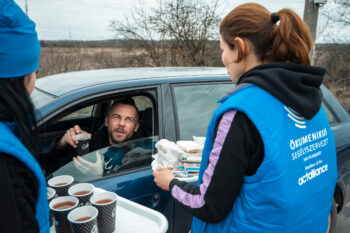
[303,0,327,63]
[25,0,29,15]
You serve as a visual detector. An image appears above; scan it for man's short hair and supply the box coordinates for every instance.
[108,97,139,121]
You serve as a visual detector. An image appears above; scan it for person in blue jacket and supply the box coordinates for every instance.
[153,3,337,233]
[0,1,50,232]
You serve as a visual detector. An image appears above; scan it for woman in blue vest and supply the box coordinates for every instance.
[153,3,337,233]
[0,1,50,232]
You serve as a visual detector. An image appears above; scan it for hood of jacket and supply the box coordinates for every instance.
[237,62,326,119]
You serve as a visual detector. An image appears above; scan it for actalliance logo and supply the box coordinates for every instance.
[284,106,306,129]
[298,164,328,186]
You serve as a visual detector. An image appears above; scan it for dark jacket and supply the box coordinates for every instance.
[170,62,326,223]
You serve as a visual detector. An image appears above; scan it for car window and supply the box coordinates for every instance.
[40,92,159,180]
[173,83,235,140]
[51,136,158,182]
[322,102,338,125]
[61,105,94,121]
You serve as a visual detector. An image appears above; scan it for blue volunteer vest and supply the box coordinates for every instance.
[192,84,337,233]
[0,121,50,233]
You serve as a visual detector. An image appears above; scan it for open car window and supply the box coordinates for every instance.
[51,136,158,182]
[38,90,159,177]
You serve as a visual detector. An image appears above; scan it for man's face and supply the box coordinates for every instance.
[105,103,139,145]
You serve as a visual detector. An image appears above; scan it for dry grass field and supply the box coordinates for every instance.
[37,41,350,110]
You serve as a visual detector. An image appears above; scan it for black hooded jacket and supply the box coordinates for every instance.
[169,62,326,223]
[239,62,325,119]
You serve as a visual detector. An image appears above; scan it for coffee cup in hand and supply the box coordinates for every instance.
[68,183,94,207]
[68,206,99,233]
[49,196,79,233]
[76,133,89,156]
[90,191,117,233]
[48,175,74,197]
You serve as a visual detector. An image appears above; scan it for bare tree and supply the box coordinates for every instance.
[110,0,221,67]
[319,0,350,42]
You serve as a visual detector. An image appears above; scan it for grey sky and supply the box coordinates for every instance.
[13,0,345,42]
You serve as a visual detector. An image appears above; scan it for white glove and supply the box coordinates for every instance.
[157,149,178,164]
[73,151,103,176]
[156,139,184,157]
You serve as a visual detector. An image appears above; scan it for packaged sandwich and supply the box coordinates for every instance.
[176,140,203,153]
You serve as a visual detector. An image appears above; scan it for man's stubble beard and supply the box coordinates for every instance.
[108,127,134,145]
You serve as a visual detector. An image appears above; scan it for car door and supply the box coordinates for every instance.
[170,81,236,233]
[321,86,350,212]
[37,85,175,232]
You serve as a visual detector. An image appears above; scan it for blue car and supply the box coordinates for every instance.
[32,67,350,233]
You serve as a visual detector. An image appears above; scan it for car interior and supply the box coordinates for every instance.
[37,92,159,178]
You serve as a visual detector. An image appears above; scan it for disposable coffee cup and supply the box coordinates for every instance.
[68,183,94,207]
[48,175,74,196]
[76,133,89,156]
[90,191,117,233]
[49,196,79,233]
[47,187,57,227]
[68,206,99,233]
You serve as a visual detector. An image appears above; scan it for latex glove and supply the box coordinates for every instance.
[156,139,184,157]
[73,151,103,175]
[157,149,178,164]
[153,168,175,191]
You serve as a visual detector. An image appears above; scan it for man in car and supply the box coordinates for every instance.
[51,97,152,175]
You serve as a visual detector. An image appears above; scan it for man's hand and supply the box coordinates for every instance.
[153,168,175,191]
[56,125,91,149]
[73,151,103,176]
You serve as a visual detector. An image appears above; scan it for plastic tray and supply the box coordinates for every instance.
[50,188,168,233]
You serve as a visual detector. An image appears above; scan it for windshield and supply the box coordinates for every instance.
[31,88,56,109]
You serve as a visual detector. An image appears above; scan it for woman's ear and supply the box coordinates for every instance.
[233,37,251,61]
[235,37,249,53]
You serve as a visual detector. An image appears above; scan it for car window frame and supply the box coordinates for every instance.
[38,84,162,182]
[321,85,350,124]
[322,100,340,126]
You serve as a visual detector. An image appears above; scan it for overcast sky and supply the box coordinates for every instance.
[13,0,345,42]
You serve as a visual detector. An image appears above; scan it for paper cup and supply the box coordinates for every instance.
[49,196,79,233]
[47,187,57,227]
[76,133,89,156]
[90,191,117,233]
[68,206,98,233]
[68,183,94,207]
[48,175,74,197]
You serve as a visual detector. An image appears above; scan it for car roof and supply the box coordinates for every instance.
[36,67,228,96]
